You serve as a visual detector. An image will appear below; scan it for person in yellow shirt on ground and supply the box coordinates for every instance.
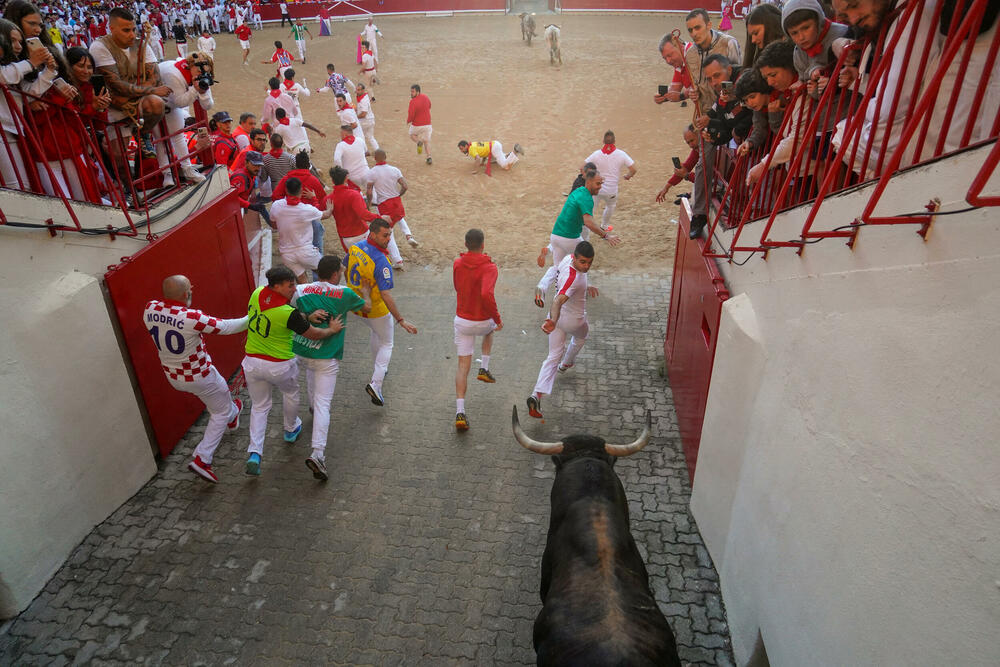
[457,139,524,174]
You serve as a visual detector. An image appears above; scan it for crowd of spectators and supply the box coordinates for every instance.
[656,1,999,240]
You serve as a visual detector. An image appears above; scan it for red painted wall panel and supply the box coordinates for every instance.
[258,0,504,20]
[560,0,720,11]
[105,190,255,458]
[664,206,729,482]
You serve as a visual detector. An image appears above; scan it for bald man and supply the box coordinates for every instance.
[143,275,250,483]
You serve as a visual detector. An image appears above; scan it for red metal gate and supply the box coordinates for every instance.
[665,207,730,483]
[105,190,254,457]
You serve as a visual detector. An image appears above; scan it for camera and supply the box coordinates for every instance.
[195,72,217,92]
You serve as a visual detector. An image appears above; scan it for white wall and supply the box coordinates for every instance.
[690,144,1000,666]
[0,173,230,618]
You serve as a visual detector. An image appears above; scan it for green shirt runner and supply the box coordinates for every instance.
[551,186,594,239]
[292,281,366,360]
[291,24,309,40]
[246,285,311,361]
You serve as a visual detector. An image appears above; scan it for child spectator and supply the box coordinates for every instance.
[781,0,851,100]
[732,67,780,158]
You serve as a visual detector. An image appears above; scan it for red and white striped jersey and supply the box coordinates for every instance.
[555,254,588,319]
[143,299,248,382]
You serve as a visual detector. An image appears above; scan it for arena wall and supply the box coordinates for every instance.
[689,142,1000,665]
[0,173,232,619]
[558,0,720,12]
[258,0,505,20]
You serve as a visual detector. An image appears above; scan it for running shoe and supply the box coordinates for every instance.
[245,453,262,476]
[226,398,243,431]
[527,395,543,419]
[406,235,420,247]
[188,456,218,483]
[534,287,545,308]
[455,412,469,431]
[477,368,496,383]
[366,383,385,406]
[558,362,574,373]
[536,246,548,267]
[283,422,302,443]
[426,157,433,165]
[139,132,156,159]
[417,141,423,154]
[306,455,328,481]
[513,143,525,156]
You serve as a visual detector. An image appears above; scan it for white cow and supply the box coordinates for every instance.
[544,24,561,66]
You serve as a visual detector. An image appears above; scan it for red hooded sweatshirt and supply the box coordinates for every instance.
[453,252,501,325]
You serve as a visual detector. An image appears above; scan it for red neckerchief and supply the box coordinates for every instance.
[356,92,367,102]
[282,79,295,90]
[363,49,373,56]
[804,20,832,58]
[601,143,615,155]
[277,117,290,125]
[173,58,192,85]
[258,286,289,309]
[268,148,284,158]
[339,102,354,111]
[285,196,301,205]
[342,135,355,145]
[269,89,281,98]
[374,160,386,166]
[769,88,795,102]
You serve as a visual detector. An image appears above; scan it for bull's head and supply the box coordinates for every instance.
[511,406,651,457]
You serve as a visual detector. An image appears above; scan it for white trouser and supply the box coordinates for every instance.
[533,315,589,396]
[35,158,89,201]
[168,366,238,463]
[156,105,196,172]
[150,39,164,61]
[300,356,339,454]
[228,18,235,31]
[296,39,306,60]
[386,233,403,265]
[0,131,27,189]
[369,40,378,61]
[490,141,518,169]
[360,117,379,152]
[242,356,301,455]
[339,231,368,253]
[361,313,393,390]
[254,14,263,29]
[538,233,582,292]
[177,42,187,58]
[594,191,617,231]
[199,18,209,33]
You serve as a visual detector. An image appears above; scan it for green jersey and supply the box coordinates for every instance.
[246,285,309,361]
[292,281,366,360]
[291,24,309,40]
[551,186,594,239]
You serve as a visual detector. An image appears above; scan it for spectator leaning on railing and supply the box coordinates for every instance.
[732,67,782,158]
[742,3,785,69]
[154,50,215,185]
[683,8,742,114]
[90,8,169,166]
[0,16,56,189]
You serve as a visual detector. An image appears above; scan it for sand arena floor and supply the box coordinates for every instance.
[205,12,738,271]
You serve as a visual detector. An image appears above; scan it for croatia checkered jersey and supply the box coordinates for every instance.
[143,300,249,382]
[554,254,588,318]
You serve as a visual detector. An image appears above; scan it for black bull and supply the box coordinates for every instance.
[513,407,681,667]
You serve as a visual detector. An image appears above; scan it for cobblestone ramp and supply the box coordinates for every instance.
[0,268,733,666]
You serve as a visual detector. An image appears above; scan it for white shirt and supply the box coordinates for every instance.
[333,138,370,186]
[585,147,635,196]
[280,2,288,12]
[361,23,379,44]
[367,163,403,204]
[337,105,365,141]
[275,117,309,151]
[355,94,374,122]
[271,198,322,252]
[361,52,375,71]
[553,254,588,319]
[197,35,216,54]
[157,58,214,112]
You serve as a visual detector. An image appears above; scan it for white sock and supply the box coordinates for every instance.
[480,355,490,371]
[456,398,465,413]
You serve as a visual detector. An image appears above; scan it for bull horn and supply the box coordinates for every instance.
[604,411,652,457]
[511,406,564,455]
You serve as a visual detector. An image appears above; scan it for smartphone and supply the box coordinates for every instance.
[196,127,209,139]
[52,77,75,98]
[657,84,671,96]
[90,74,106,96]
[720,81,734,93]
[672,156,683,169]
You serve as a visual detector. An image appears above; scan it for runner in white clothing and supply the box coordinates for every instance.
[360,17,382,61]
[143,275,248,483]
[273,107,325,155]
[365,149,419,267]
[271,177,335,282]
[354,81,378,153]
[335,93,366,144]
[527,241,599,419]
[583,130,637,235]
[333,124,371,189]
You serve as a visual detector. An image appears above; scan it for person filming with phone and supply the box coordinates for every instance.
[154,50,215,185]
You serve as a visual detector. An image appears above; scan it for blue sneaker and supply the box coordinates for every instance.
[283,421,302,443]
[245,453,262,476]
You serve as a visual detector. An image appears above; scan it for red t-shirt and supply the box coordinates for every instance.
[235,24,252,40]
[453,252,501,325]
[330,184,378,238]
[272,168,327,207]
[406,93,431,126]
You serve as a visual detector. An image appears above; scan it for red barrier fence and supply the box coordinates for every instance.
[105,189,254,458]
[701,0,1000,261]
[258,0,504,20]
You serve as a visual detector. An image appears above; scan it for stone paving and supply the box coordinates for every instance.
[0,267,733,666]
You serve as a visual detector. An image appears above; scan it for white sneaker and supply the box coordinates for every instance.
[182,167,206,183]
[406,235,420,248]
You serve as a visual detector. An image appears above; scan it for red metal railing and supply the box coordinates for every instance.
[701,0,1000,260]
[0,82,212,239]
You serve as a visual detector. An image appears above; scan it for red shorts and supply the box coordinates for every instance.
[377,196,405,225]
